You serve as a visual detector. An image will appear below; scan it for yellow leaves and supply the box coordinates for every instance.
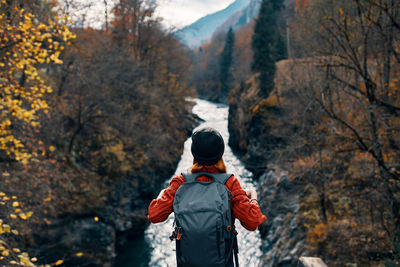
[55,259,64,265]
[9,207,34,220]
[19,213,28,220]
[16,60,26,69]
[252,104,260,114]
[40,32,52,40]
[382,152,397,164]
[262,95,280,107]
[0,245,37,266]
[44,197,52,202]
[75,252,84,257]
[38,23,48,31]
[50,51,63,64]
[20,254,36,267]
[338,8,344,17]
[94,216,99,222]
[31,121,40,127]
[106,143,126,161]
[0,191,38,265]
[1,224,10,233]
[0,3,75,164]
[54,58,63,64]
[2,249,10,257]
[252,96,283,114]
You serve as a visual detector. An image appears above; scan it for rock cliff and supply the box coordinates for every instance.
[228,74,285,177]
[228,60,308,266]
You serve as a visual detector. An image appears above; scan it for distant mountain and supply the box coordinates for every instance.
[176,0,251,48]
[213,0,261,36]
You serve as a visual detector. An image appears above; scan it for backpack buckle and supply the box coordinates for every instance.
[169,226,183,241]
[226,225,237,235]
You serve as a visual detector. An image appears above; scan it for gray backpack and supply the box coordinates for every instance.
[171,172,239,267]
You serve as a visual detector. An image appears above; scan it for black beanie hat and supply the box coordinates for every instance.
[191,127,225,165]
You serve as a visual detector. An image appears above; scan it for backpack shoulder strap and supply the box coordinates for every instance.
[181,172,233,184]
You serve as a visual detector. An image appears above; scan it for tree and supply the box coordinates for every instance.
[111,0,157,61]
[190,32,226,101]
[219,28,235,101]
[251,0,285,97]
[0,1,75,164]
[290,0,400,264]
[232,22,254,85]
[1,0,195,265]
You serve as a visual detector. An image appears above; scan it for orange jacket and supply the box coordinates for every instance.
[148,166,267,231]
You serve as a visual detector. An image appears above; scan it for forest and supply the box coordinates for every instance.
[0,0,399,266]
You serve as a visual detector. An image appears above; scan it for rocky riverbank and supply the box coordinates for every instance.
[257,167,305,266]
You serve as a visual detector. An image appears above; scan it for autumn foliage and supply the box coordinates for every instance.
[1,0,194,266]
[0,1,75,164]
[225,0,399,265]
[262,0,400,264]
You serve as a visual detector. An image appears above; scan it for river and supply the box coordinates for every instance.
[116,98,263,266]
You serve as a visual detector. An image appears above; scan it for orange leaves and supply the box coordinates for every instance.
[359,81,366,94]
[307,222,328,243]
[294,155,318,171]
[382,152,397,165]
[295,0,309,14]
[338,7,345,17]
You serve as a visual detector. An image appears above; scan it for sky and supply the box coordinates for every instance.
[155,0,235,29]
[68,0,235,29]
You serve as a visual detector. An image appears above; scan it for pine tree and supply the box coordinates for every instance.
[251,0,285,97]
[219,28,235,100]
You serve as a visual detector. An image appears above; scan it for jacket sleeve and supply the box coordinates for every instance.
[226,176,267,231]
[147,175,185,223]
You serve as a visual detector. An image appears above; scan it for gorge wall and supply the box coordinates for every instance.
[227,59,312,266]
[227,57,400,266]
